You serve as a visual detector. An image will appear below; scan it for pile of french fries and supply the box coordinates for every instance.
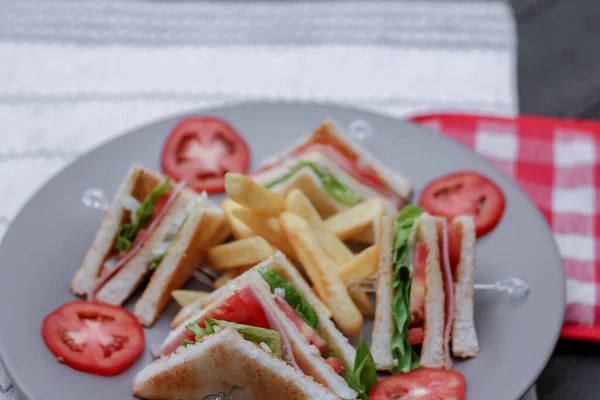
[172,172,383,336]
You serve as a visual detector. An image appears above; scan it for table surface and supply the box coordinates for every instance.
[511,0,600,398]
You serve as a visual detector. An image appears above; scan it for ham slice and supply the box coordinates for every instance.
[438,219,455,369]
[88,181,185,300]
[250,286,299,371]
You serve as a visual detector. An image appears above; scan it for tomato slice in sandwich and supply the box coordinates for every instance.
[161,117,250,194]
[419,171,505,237]
[369,368,466,400]
[41,301,144,376]
[184,287,270,342]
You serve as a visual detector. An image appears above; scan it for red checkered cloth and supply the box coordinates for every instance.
[409,113,600,341]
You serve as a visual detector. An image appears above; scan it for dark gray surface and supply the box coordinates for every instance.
[0,103,564,400]
[510,0,600,398]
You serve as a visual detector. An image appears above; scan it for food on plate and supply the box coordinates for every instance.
[221,198,254,239]
[225,172,285,216]
[279,212,364,335]
[41,301,144,376]
[171,290,209,307]
[133,326,339,400]
[158,252,374,399]
[205,236,274,270]
[419,171,505,237]
[325,198,385,241]
[369,368,466,400]
[70,164,228,326]
[283,188,374,316]
[252,121,412,242]
[370,205,478,373]
[339,245,379,282]
[232,206,296,258]
[160,116,250,194]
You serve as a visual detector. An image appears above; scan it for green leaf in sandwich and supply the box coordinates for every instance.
[390,205,424,373]
[184,318,282,358]
[265,161,363,206]
[257,266,319,330]
[114,178,171,253]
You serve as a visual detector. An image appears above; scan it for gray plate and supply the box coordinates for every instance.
[0,102,564,400]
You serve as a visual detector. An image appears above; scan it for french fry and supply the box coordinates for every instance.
[325,198,385,240]
[206,236,274,270]
[339,245,379,282]
[285,189,373,315]
[285,189,354,265]
[222,199,254,239]
[225,172,285,216]
[171,290,209,307]
[232,207,296,258]
[279,211,363,335]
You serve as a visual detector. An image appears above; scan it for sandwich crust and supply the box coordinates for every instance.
[451,216,479,358]
[371,216,396,371]
[133,327,338,400]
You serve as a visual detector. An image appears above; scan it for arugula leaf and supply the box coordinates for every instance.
[390,205,424,373]
[339,334,377,400]
[113,178,171,253]
[257,266,319,330]
[184,318,282,357]
[182,339,196,347]
[265,161,362,206]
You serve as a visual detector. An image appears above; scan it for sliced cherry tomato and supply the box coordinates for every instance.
[273,295,330,354]
[419,171,505,237]
[161,117,250,194]
[409,243,427,324]
[41,301,144,376]
[325,356,346,374]
[369,368,466,400]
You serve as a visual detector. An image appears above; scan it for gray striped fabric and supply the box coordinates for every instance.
[0,0,528,399]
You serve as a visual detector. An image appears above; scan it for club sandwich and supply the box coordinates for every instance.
[371,206,478,373]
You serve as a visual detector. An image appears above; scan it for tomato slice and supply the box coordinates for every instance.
[369,368,466,400]
[273,295,330,354]
[419,171,505,237]
[161,117,250,194]
[410,243,427,324]
[151,193,171,220]
[186,287,269,340]
[41,301,144,376]
[408,327,424,346]
[325,356,346,374]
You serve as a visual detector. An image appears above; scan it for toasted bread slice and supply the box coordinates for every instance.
[371,215,396,371]
[451,216,479,358]
[134,196,225,327]
[133,327,338,400]
[71,164,162,296]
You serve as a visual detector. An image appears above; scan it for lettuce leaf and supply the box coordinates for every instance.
[114,178,171,253]
[265,161,362,206]
[339,334,377,400]
[390,205,424,373]
[257,266,319,330]
[184,318,282,357]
